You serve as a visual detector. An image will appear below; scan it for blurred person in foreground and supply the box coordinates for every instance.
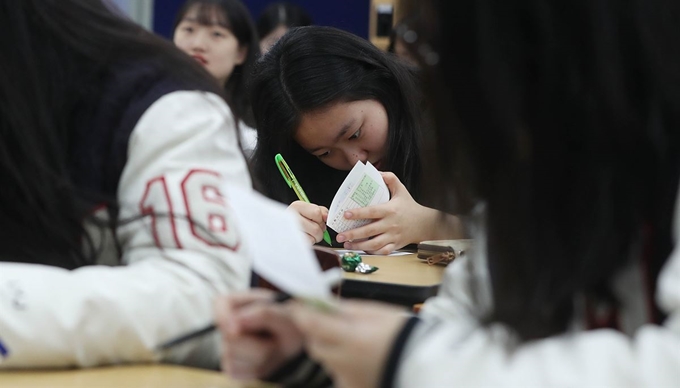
[216,0,680,386]
[0,0,252,368]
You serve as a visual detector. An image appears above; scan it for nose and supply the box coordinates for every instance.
[188,31,208,52]
[343,148,367,167]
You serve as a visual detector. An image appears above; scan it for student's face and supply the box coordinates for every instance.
[173,8,247,87]
[294,99,389,171]
[260,25,288,55]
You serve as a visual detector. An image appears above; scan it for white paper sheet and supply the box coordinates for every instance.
[326,161,390,233]
[224,186,332,299]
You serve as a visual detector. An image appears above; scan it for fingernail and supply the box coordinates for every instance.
[344,211,353,218]
[337,234,346,243]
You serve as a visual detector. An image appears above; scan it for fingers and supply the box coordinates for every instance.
[290,201,328,222]
[288,303,348,347]
[349,238,396,255]
[336,221,383,243]
[222,335,275,379]
[288,300,405,366]
[235,301,291,336]
[342,203,390,221]
[380,171,406,196]
[288,201,329,244]
[215,289,277,332]
[214,295,232,334]
[224,289,279,310]
[299,217,325,244]
[218,290,305,380]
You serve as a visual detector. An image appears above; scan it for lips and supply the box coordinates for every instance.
[372,159,383,170]
[192,54,208,65]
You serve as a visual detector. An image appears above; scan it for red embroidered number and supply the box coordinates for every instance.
[140,170,239,250]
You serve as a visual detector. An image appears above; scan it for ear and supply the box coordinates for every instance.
[235,46,248,65]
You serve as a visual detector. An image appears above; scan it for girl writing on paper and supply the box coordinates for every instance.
[0,0,252,368]
[251,26,465,254]
[173,0,260,156]
[218,0,680,386]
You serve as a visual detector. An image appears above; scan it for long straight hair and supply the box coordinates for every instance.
[174,0,260,127]
[250,26,423,207]
[408,0,680,339]
[0,0,221,269]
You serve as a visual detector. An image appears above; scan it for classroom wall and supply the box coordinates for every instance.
[111,0,154,30]
[153,0,370,40]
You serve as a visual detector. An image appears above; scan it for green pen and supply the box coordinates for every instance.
[275,153,332,246]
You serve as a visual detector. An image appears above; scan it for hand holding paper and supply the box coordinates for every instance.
[326,161,390,234]
[335,171,434,254]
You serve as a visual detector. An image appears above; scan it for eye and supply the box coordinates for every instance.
[316,150,331,158]
[349,128,361,140]
[183,26,194,33]
[212,31,225,38]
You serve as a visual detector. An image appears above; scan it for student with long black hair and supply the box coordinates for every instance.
[251,26,464,253]
[217,0,680,385]
[173,0,260,155]
[0,0,252,368]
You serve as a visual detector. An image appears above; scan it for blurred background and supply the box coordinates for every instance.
[110,0,401,50]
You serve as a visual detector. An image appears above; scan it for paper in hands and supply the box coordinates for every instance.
[326,161,390,233]
[224,186,340,299]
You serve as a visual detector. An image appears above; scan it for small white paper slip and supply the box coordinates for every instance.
[223,185,331,299]
[326,161,390,233]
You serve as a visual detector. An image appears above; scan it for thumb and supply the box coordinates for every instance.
[380,172,405,197]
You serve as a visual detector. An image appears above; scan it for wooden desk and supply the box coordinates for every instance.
[341,252,446,306]
[0,364,272,388]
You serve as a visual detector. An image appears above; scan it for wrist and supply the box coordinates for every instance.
[379,316,421,388]
[419,207,466,241]
[417,206,447,242]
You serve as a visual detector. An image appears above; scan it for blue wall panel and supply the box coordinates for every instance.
[153,0,369,40]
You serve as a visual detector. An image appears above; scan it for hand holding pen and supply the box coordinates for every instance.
[156,291,293,351]
[215,290,305,380]
[156,292,338,350]
[275,154,333,246]
[156,290,336,381]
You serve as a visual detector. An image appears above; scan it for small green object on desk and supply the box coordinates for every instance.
[341,252,379,274]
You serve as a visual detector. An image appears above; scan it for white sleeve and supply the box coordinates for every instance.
[419,204,492,323]
[396,202,680,387]
[0,91,253,368]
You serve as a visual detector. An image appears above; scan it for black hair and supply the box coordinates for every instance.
[407,0,680,339]
[250,26,422,210]
[256,2,313,40]
[0,0,221,269]
[174,0,260,127]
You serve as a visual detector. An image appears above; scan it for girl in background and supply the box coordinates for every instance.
[174,0,260,156]
[387,16,418,67]
[0,0,252,368]
[257,1,312,55]
[251,26,464,253]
